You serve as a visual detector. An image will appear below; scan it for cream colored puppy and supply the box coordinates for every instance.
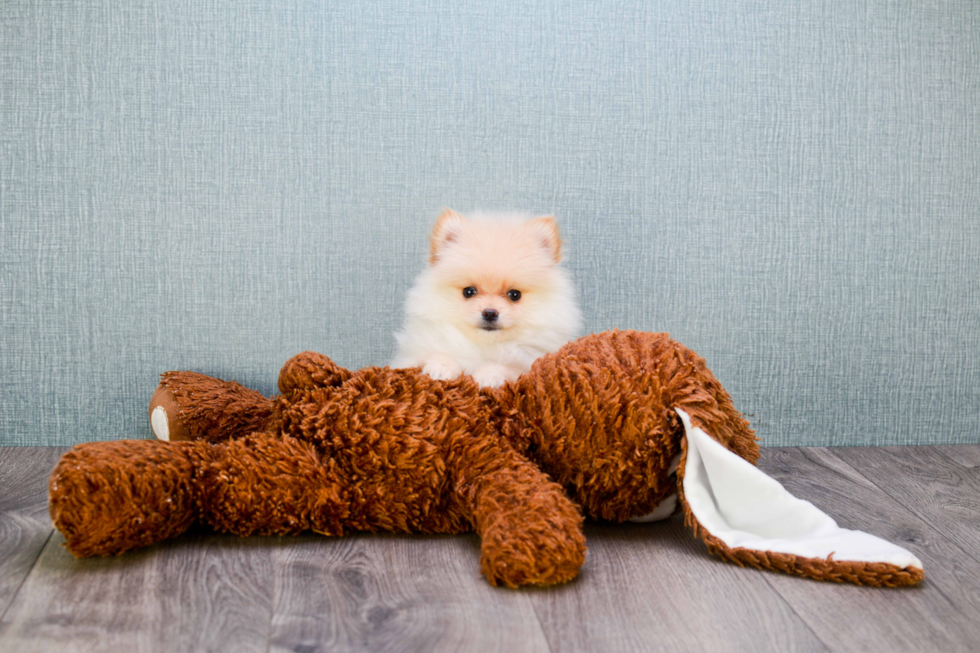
[392,209,581,387]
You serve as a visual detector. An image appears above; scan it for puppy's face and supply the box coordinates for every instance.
[424,210,565,341]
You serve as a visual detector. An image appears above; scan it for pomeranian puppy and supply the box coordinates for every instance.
[392,209,581,388]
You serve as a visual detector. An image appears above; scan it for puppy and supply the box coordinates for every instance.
[392,209,581,387]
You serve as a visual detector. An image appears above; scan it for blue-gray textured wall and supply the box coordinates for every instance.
[2,1,978,446]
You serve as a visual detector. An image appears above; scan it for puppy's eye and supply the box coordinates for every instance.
[462,286,477,299]
[507,289,521,302]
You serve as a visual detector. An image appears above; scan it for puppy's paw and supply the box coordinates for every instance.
[421,355,463,381]
[470,363,520,388]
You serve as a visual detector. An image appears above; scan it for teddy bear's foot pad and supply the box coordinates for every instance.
[149,384,189,442]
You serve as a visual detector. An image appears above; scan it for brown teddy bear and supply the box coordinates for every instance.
[48,331,924,588]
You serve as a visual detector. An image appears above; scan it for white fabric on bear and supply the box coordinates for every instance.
[629,453,681,522]
[151,406,170,442]
[677,408,923,570]
[629,493,678,522]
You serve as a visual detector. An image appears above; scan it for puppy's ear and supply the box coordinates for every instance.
[429,209,466,264]
[526,216,563,264]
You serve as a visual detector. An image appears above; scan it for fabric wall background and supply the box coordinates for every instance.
[2,1,977,446]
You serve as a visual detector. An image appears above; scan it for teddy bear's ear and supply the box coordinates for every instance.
[674,408,925,587]
[429,209,467,265]
[526,215,563,264]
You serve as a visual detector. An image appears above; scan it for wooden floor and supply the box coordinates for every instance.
[1,445,978,652]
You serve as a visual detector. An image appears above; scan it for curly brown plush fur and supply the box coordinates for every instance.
[50,331,788,588]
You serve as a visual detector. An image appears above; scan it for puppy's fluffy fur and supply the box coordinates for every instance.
[392,209,581,387]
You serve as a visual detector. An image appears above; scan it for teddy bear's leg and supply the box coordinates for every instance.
[278,351,353,398]
[50,435,354,557]
[149,371,275,443]
[447,425,586,588]
[49,439,205,557]
[195,432,352,538]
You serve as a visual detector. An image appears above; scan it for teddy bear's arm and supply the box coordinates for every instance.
[446,423,586,587]
[278,351,353,398]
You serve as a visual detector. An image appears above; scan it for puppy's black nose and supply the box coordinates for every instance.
[482,308,499,322]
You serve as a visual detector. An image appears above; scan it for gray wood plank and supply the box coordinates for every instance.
[269,532,551,653]
[756,447,980,653]
[0,447,67,515]
[0,447,67,619]
[5,445,980,652]
[930,444,980,468]
[0,530,276,653]
[0,515,53,620]
[528,519,828,653]
[832,445,980,567]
